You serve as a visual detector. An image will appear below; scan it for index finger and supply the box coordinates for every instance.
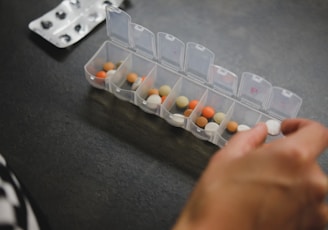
[278,118,328,160]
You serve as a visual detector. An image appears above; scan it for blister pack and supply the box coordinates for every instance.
[28,0,127,48]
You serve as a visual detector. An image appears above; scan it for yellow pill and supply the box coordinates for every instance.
[176,96,189,109]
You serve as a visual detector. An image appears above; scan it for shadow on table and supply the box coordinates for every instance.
[82,87,219,178]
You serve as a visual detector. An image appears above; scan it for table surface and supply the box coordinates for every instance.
[1,0,328,229]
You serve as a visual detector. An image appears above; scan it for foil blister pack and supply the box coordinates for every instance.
[28,0,125,48]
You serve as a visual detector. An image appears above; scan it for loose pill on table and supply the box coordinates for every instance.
[159,85,171,97]
[213,112,226,124]
[96,70,107,78]
[266,119,281,136]
[189,100,199,109]
[237,124,251,132]
[202,106,215,119]
[148,88,159,96]
[196,116,208,128]
[183,108,193,117]
[205,122,220,136]
[126,72,138,84]
[146,94,162,109]
[176,96,189,109]
[226,121,238,133]
[103,61,115,71]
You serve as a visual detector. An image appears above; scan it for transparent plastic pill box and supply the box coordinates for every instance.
[84,7,303,147]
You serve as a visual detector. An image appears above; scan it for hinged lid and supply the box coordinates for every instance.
[238,72,272,109]
[208,65,238,96]
[184,42,215,83]
[106,6,131,47]
[130,23,156,59]
[157,32,185,72]
[265,87,302,119]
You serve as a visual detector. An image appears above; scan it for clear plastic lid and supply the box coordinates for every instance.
[238,72,272,109]
[266,87,302,119]
[208,65,238,96]
[130,23,156,59]
[157,32,185,72]
[106,6,131,47]
[184,42,215,83]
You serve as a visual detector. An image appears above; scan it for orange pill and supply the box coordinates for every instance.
[126,72,138,83]
[202,106,215,119]
[226,121,238,133]
[161,95,167,103]
[183,109,193,117]
[96,70,107,78]
[189,100,199,109]
[195,116,208,128]
[148,88,159,96]
[103,61,115,71]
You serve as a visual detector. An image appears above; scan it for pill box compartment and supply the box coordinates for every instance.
[110,53,156,103]
[161,77,207,128]
[84,7,303,147]
[188,89,234,144]
[135,65,181,116]
[84,41,130,90]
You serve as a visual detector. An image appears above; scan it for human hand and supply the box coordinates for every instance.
[173,119,328,230]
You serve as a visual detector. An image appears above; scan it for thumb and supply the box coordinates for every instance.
[221,122,268,160]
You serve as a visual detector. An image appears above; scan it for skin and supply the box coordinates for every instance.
[173,118,328,230]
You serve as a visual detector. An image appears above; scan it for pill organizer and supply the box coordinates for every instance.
[28,0,125,48]
[84,7,303,147]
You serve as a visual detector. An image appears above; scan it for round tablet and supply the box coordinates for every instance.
[170,113,185,126]
[106,70,116,78]
[205,122,220,136]
[176,96,189,109]
[126,72,138,84]
[148,88,159,96]
[189,100,199,109]
[226,121,238,133]
[96,70,107,78]
[161,95,167,103]
[159,85,171,97]
[266,119,281,136]
[213,112,226,124]
[202,106,215,119]
[146,94,161,109]
[237,124,251,132]
[195,116,208,128]
[131,77,142,90]
[103,61,115,71]
[183,108,193,117]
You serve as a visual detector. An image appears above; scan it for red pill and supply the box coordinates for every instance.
[189,100,199,109]
[202,106,215,119]
[96,70,107,78]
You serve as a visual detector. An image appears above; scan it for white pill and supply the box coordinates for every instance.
[237,124,251,132]
[146,94,161,109]
[131,77,143,90]
[106,69,116,77]
[170,113,185,127]
[265,119,281,136]
[204,122,220,136]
